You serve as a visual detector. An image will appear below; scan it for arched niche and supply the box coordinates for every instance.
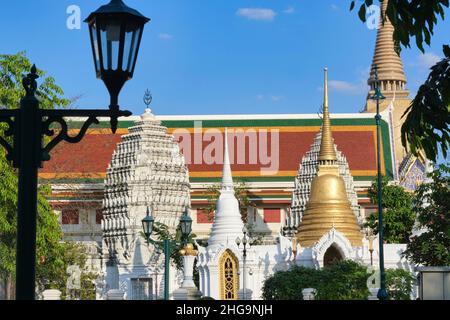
[311,228,353,268]
[323,245,344,267]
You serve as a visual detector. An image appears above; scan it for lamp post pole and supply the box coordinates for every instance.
[243,241,247,301]
[371,65,388,300]
[163,239,170,301]
[235,228,249,300]
[15,75,40,300]
[142,207,193,301]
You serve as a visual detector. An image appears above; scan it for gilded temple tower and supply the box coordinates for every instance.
[364,0,412,171]
[296,69,363,247]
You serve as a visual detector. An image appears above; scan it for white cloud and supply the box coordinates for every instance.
[158,33,173,40]
[236,8,277,21]
[327,80,366,94]
[415,53,441,69]
[330,4,339,11]
[271,95,284,102]
[256,94,284,101]
[283,7,295,14]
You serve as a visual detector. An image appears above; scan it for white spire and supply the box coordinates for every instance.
[222,128,234,191]
[207,128,244,246]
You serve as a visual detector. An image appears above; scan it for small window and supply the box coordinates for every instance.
[197,209,214,224]
[263,208,281,223]
[131,278,153,300]
[96,209,103,225]
[62,209,79,225]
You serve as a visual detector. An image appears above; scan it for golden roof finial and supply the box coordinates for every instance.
[318,68,338,162]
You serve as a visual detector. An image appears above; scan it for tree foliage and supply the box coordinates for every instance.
[262,260,414,300]
[402,46,450,161]
[350,0,450,161]
[0,51,70,110]
[385,268,415,300]
[404,164,450,266]
[204,180,264,243]
[366,178,416,243]
[205,180,253,223]
[143,222,197,271]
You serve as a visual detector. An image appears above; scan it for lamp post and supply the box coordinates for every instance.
[142,207,193,300]
[235,227,250,300]
[0,0,149,300]
[371,65,388,300]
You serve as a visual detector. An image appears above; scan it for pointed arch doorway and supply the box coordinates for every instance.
[219,250,239,300]
[323,245,344,267]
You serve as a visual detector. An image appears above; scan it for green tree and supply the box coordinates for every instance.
[0,52,95,299]
[350,0,450,162]
[365,178,416,243]
[204,180,264,243]
[404,164,450,266]
[385,268,415,300]
[262,266,320,300]
[142,222,197,271]
[205,180,253,223]
[315,261,369,300]
[0,51,70,110]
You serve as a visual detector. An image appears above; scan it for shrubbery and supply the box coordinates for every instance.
[262,260,414,300]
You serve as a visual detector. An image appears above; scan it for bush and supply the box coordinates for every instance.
[262,266,320,300]
[315,260,369,300]
[262,260,414,300]
[262,260,369,300]
[385,269,415,300]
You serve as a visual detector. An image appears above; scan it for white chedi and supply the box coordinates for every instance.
[101,106,191,299]
[208,128,245,246]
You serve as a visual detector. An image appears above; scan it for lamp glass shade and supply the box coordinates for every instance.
[85,0,150,102]
[141,214,154,241]
[179,209,193,238]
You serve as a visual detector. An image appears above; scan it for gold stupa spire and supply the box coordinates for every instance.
[318,68,337,162]
[368,0,408,94]
[296,68,363,247]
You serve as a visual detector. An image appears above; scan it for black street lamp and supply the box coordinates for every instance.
[371,65,388,300]
[0,0,149,300]
[179,208,193,244]
[235,227,250,300]
[85,0,150,132]
[142,207,155,242]
[141,207,193,300]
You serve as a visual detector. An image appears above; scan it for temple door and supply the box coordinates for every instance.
[219,250,239,300]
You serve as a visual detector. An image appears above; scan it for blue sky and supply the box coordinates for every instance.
[0,0,449,117]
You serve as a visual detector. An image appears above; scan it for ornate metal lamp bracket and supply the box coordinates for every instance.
[0,111,17,162]
[0,65,131,166]
[41,114,100,162]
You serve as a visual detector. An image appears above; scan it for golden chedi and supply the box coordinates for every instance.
[296,68,363,247]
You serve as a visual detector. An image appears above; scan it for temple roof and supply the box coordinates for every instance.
[39,114,394,184]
